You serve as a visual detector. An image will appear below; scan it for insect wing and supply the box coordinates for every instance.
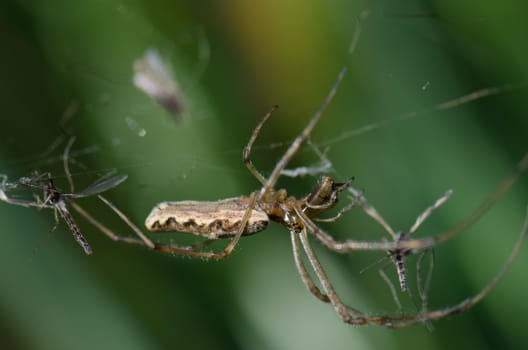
[70,174,128,198]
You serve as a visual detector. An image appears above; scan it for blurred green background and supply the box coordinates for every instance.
[1,0,527,349]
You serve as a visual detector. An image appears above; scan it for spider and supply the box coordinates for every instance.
[88,65,528,327]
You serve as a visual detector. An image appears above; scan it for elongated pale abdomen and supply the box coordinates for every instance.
[145,196,269,238]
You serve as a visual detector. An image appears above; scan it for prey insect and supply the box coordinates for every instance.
[96,65,528,327]
[0,138,154,254]
[0,172,130,254]
[351,186,449,312]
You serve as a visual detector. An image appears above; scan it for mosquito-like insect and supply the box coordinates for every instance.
[0,138,154,254]
[0,171,133,255]
[349,186,447,312]
[86,65,527,327]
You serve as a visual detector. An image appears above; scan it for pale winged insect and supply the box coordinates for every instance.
[0,139,153,254]
[133,48,186,119]
[92,65,528,327]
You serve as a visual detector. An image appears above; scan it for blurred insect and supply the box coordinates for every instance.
[0,139,153,254]
[87,66,527,327]
[133,48,186,120]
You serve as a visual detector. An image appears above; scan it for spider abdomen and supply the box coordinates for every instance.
[145,196,269,238]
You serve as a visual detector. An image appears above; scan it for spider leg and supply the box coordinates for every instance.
[280,140,332,178]
[290,230,330,303]
[348,188,397,239]
[70,200,146,246]
[409,190,453,235]
[297,226,367,324]
[243,105,278,186]
[97,195,155,248]
[295,205,396,251]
